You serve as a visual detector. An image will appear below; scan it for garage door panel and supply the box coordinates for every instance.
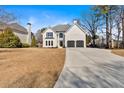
[67,41,75,47]
[76,40,84,47]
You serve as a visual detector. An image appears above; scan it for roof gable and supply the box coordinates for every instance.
[8,23,28,34]
[42,28,55,35]
[66,23,86,34]
[0,22,28,34]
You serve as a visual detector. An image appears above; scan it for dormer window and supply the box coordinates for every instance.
[59,33,63,38]
[46,32,53,38]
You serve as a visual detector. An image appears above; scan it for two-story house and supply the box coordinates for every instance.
[42,20,86,48]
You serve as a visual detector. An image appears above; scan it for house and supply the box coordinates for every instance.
[95,35,123,48]
[0,22,32,45]
[42,20,86,48]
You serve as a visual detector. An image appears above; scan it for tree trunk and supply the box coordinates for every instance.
[92,38,96,47]
[106,13,109,48]
[109,9,112,49]
[92,30,96,47]
[117,23,121,48]
[109,21,112,48]
[122,9,124,48]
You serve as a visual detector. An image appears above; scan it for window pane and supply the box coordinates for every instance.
[46,32,53,38]
[51,41,53,46]
[49,41,50,46]
[59,33,63,38]
[46,41,47,46]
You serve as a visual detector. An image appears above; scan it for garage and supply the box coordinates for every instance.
[65,21,86,48]
[76,40,84,47]
[67,40,75,47]
[67,40,84,48]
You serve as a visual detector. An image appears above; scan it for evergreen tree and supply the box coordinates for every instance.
[31,36,36,47]
[0,27,22,48]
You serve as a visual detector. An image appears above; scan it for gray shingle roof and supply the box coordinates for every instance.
[8,23,28,34]
[0,22,7,30]
[52,24,70,32]
[0,22,28,34]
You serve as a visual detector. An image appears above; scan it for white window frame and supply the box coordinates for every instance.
[59,33,63,38]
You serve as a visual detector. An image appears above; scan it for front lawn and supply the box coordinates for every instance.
[111,49,124,57]
[0,48,65,88]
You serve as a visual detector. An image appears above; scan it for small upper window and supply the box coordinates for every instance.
[46,32,53,38]
[59,33,63,38]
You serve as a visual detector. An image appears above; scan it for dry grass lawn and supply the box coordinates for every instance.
[112,49,124,57]
[0,48,65,88]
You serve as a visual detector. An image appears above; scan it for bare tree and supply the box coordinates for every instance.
[117,22,121,48]
[114,7,122,48]
[109,6,119,48]
[81,12,100,47]
[0,8,16,24]
[92,5,110,48]
[93,5,120,48]
[121,6,124,48]
[35,28,46,44]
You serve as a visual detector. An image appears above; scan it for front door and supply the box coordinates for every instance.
[60,41,63,47]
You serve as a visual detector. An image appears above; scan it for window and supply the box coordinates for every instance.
[46,41,47,46]
[46,32,53,38]
[51,41,53,46]
[59,33,63,38]
[49,41,50,46]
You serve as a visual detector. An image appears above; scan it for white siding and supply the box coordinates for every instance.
[65,24,86,48]
[26,24,32,45]
[42,28,57,48]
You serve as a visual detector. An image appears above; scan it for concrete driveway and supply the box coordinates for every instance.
[54,48,124,88]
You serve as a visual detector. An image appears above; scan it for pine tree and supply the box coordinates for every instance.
[0,27,22,48]
[31,36,36,47]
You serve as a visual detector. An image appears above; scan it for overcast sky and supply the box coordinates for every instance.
[2,5,91,33]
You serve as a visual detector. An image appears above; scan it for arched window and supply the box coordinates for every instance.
[59,33,63,38]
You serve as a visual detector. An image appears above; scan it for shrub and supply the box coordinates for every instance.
[22,43,30,48]
[86,35,92,45]
[0,27,22,48]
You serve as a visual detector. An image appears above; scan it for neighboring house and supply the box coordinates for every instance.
[95,35,123,48]
[0,22,32,45]
[42,20,86,48]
